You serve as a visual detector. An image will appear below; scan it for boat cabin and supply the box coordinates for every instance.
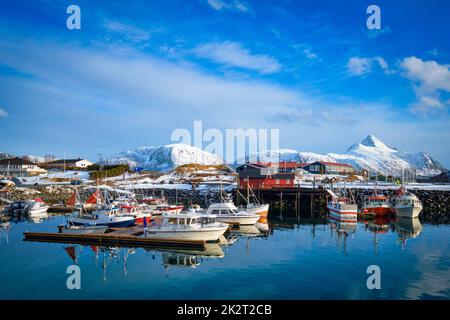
[206,203,241,215]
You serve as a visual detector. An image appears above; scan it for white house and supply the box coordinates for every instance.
[46,158,93,169]
[0,158,47,177]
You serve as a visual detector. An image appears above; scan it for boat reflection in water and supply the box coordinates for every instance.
[0,215,10,244]
[329,218,356,255]
[160,243,224,270]
[63,244,136,280]
[395,217,423,249]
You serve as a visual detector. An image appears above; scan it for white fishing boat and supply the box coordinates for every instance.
[327,188,358,222]
[238,182,270,217]
[393,186,423,218]
[204,202,260,225]
[142,212,228,242]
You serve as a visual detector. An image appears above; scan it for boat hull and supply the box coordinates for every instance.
[395,205,422,219]
[27,207,49,217]
[143,226,228,242]
[216,215,260,225]
[68,217,135,228]
[363,206,395,215]
[327,204,358,222]
[245,204,269,217]
[61,226,108,235]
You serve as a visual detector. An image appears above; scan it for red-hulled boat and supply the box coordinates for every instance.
[362,194,395,215]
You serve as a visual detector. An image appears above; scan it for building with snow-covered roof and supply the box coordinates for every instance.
[0,157,47,177]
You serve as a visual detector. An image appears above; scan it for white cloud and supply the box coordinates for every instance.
[103,21,150,42]
[302,48,318,60]
[194,41,281,74]
[0,108,8,117]
[347,56,394,76]
[347,57,372,76]
[400,56,450,115]
[400,57,450,93]
[206,0,249,12]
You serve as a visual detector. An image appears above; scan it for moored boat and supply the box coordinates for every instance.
[393,186,423,218]
[142,212,228,242]
[153,204,184,215]
[58,224,108,235]
[327,188,358,222]
[67,206,136,228]
[4,199,49,217]
[204,202,260,225]
[362,195,395,216]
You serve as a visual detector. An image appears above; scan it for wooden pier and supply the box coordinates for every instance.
[238,186,330,217]
[23,229,207,250]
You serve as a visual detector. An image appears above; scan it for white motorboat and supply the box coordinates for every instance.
[393,186,423,218]
[67,206,136,228]
[58,224,108,235]
[25,200,49,217]
[142,212,228,242]
[4,199,49,217]
[204,202,260,225]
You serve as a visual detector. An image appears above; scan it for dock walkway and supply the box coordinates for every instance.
[24,229,206,250]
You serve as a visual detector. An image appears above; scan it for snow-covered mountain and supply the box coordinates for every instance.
[21,155,48,163]
[108,144,224,172]
[327,135,446,177]
[0,152,14,160]
[245,135,446,177]
[238,149,335,164]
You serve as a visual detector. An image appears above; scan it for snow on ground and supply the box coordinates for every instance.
[17,171,90,185]
[125,182,236,192]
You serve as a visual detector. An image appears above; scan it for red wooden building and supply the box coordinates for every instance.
[236,162,295,189]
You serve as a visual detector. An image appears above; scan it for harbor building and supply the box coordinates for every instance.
[302,161,355,175]
[46,158,93,170]
[0,157,47,177]
[236,163,295,189]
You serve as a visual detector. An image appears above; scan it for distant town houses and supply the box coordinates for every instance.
[45,158,93,170]
[0,157,47,177]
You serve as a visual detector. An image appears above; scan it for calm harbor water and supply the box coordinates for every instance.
[0,212,449,300]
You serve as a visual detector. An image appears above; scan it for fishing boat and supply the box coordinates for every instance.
[58,223,108,235]
[327,187,358,222]
[67,186,136,228]
[238,181,270,217]
[361,184,395,215]
[203,202,260,225]
[142,212,228,242]
[120,204,152,225]
[393,185,423,218]
[153,204,184,215]
[68,206,136,228]
[141,196,167,209]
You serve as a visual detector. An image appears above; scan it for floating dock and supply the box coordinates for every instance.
[23,229,206,250]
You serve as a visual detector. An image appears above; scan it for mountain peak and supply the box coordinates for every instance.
[361,134,384,147]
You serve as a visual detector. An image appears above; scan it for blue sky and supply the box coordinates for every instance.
[0,0,449,165]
